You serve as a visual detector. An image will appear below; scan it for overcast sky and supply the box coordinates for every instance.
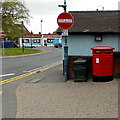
[24,0,119,34]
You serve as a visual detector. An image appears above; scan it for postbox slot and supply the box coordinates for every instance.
[105,51,112,54]
[94,51,101,54]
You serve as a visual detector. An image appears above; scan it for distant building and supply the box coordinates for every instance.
[19,33,62,47]
[2,21,62,47]
[20,34,42,47]
[3,22,31,45]
[57,10,120,79]
[41,34,62,46]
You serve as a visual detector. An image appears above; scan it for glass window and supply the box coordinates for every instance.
[47,39,53,43]
[95,36,102,41]
[33,39,40,43]
[24,39,29,43]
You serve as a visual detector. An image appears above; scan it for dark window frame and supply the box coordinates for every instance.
[94,35,102,42]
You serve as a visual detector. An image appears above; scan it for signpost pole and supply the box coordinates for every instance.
[64,34,68,80]
[58,0,74,80]
[0,32,5,56]
[64,0,68,80]
[64,0,67,12]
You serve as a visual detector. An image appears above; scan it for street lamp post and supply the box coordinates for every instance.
[40,20,44,46]
[58,0,68,80]
[41,20,43,34]
[21,21,24,52]
[30,31,33,49]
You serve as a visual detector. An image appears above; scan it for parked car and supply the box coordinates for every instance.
[23,44,36,48]
[54,43,62,48]
[0,41,19,48]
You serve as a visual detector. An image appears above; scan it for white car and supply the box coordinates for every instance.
[23,43,36,48]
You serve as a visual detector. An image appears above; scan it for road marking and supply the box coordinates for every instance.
[23,65,49,73]
[0,60,62,85]
[23,67,42,73]
[0,73,15,78]
[43,65,48,67]
[26,78,45,83]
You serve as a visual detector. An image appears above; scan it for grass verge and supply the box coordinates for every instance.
[0,48,42,56]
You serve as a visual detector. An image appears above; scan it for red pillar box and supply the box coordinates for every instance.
[91,46,115,82]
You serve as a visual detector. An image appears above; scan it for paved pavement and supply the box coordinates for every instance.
[15,65,118,118]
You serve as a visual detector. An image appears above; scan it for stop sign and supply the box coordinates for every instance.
[57,12,74,29]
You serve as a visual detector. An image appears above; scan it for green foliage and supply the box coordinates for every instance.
[1,0,31,38]
[0,48,42,56]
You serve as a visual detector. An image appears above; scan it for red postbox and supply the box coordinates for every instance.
[91,46,115,82]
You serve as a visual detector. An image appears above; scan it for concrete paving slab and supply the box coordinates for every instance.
[16,72,118,118]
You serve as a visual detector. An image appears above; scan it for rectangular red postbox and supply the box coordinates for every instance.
[91,46,115,82]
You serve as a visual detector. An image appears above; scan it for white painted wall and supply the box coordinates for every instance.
[62,34,119,59]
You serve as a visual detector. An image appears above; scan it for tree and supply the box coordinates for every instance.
[1,0,31,39]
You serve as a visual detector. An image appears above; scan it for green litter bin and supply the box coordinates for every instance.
[74,60,87,82]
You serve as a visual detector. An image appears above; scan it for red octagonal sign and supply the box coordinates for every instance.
[57,12,74,29]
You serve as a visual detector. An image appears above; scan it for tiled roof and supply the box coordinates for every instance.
[22,34,61,39]
[23,34,41,38]
[17,24,30,34]
[43,34,61,38]
[57,11,120,34]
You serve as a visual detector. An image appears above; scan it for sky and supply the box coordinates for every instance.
[24,0,120,34]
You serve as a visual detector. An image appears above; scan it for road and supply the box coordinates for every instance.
[2,47,62,80]
[1,47,118,118]
[1,46,62,118]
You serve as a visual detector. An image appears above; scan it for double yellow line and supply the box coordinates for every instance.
[0,61,62,85]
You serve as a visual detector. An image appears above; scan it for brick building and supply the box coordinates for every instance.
[57,10,120,79]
